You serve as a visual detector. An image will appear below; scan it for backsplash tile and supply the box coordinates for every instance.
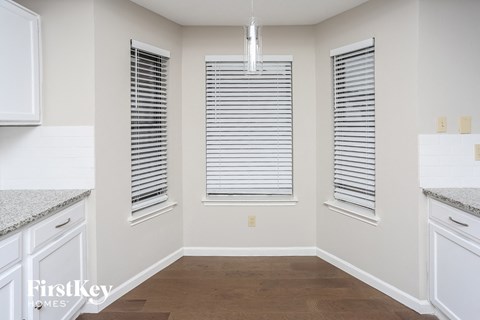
[0,126,94,189]
[419,134,480,187]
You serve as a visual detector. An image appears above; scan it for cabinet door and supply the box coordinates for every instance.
[430,222,480,320]
[0,264,22,320]
[0,0,41,124]
[26,224,86,320]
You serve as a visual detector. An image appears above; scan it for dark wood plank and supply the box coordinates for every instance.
[76,312,170,320]
[77,256,437,320]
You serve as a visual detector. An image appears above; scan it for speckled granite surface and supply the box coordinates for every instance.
[0,189,90,238]
[423,188,480,218]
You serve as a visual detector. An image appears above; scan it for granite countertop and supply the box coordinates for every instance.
[423,188,480,218]
[0,189,91,238]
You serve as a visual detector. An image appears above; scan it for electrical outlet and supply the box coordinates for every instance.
[475,145,480,161]
[459,116,472,134]
[248,215,256,227]
[437,117,447,133]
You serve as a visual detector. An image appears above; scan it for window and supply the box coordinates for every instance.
[205,56,293,196]
[130,40,170,213]
[331,39,375,211]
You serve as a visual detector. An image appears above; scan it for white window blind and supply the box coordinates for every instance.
[331,39,375,211]
[130,40,170,212]
[206,58,293,196]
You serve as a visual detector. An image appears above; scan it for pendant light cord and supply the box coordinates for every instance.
[251,0,254,18]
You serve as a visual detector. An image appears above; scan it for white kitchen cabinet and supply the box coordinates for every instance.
[26,224,86,320]
[0,265,22,320]
[429,199,480,320]
[0,0,41,125]
[0,232,22,320]
[0,199,87,320]
[24,201,87,320]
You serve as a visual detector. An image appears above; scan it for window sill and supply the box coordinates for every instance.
[202,196,298,206]
[323,200,379,226]
[129,200,177,226]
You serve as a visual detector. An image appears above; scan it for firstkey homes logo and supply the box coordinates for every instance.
[28,280,113,308]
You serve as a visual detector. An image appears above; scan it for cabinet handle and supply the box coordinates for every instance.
[55,218,71,228]
[34,301,43,310]
[449,216,469,227]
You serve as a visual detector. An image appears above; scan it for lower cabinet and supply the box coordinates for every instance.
[0,232,22,320]
[0,200,87,320]
[25,224,86,320]
[0,265,22,320]
[429,200,480,320]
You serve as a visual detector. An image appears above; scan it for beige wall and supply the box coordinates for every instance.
[418,0,480,133]
[181,26,317,247]
[10,0,98,284]
[93,0,183,288]
[316,0,425,298]
[16,0,184,291]
[19,0,479,303]
[16,0,95,126]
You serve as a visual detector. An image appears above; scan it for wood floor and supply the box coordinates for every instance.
[77,256,438,320]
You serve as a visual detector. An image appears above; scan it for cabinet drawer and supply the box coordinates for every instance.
[0,233,21,272]
[430,199,480,241]
[27,201,85,253]
[429,222,480,320]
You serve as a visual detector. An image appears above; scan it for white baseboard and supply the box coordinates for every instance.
[81,247,183,313]
[316,247,434,315]
[433,309,450,320]
[183,246,317,256]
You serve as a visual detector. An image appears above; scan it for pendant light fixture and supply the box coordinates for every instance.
[245,0,262,73]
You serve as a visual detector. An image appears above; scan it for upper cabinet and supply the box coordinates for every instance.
[0,0,41,125]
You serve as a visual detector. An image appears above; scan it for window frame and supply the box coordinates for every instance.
[324,38,378,225]
[204,55,295,204]
[129,39,176,224]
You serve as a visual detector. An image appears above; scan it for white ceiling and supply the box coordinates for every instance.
[129,0,368,26]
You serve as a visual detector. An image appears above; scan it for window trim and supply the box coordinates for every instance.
[205,55,293,62]
[202,195,298,206]
[329,38,374,57]
[128,200,177,226]
[132,39,170,59]
[204,55,294,199]
[324,200,379,226]
[130,39,170,216]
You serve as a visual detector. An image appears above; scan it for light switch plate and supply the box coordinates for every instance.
[459,116,472,134]
[437,117,447,133]
[475,145,480,161]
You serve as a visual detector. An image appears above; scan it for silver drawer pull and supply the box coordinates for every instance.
[55,218,71,228]
[449,217,469,227]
